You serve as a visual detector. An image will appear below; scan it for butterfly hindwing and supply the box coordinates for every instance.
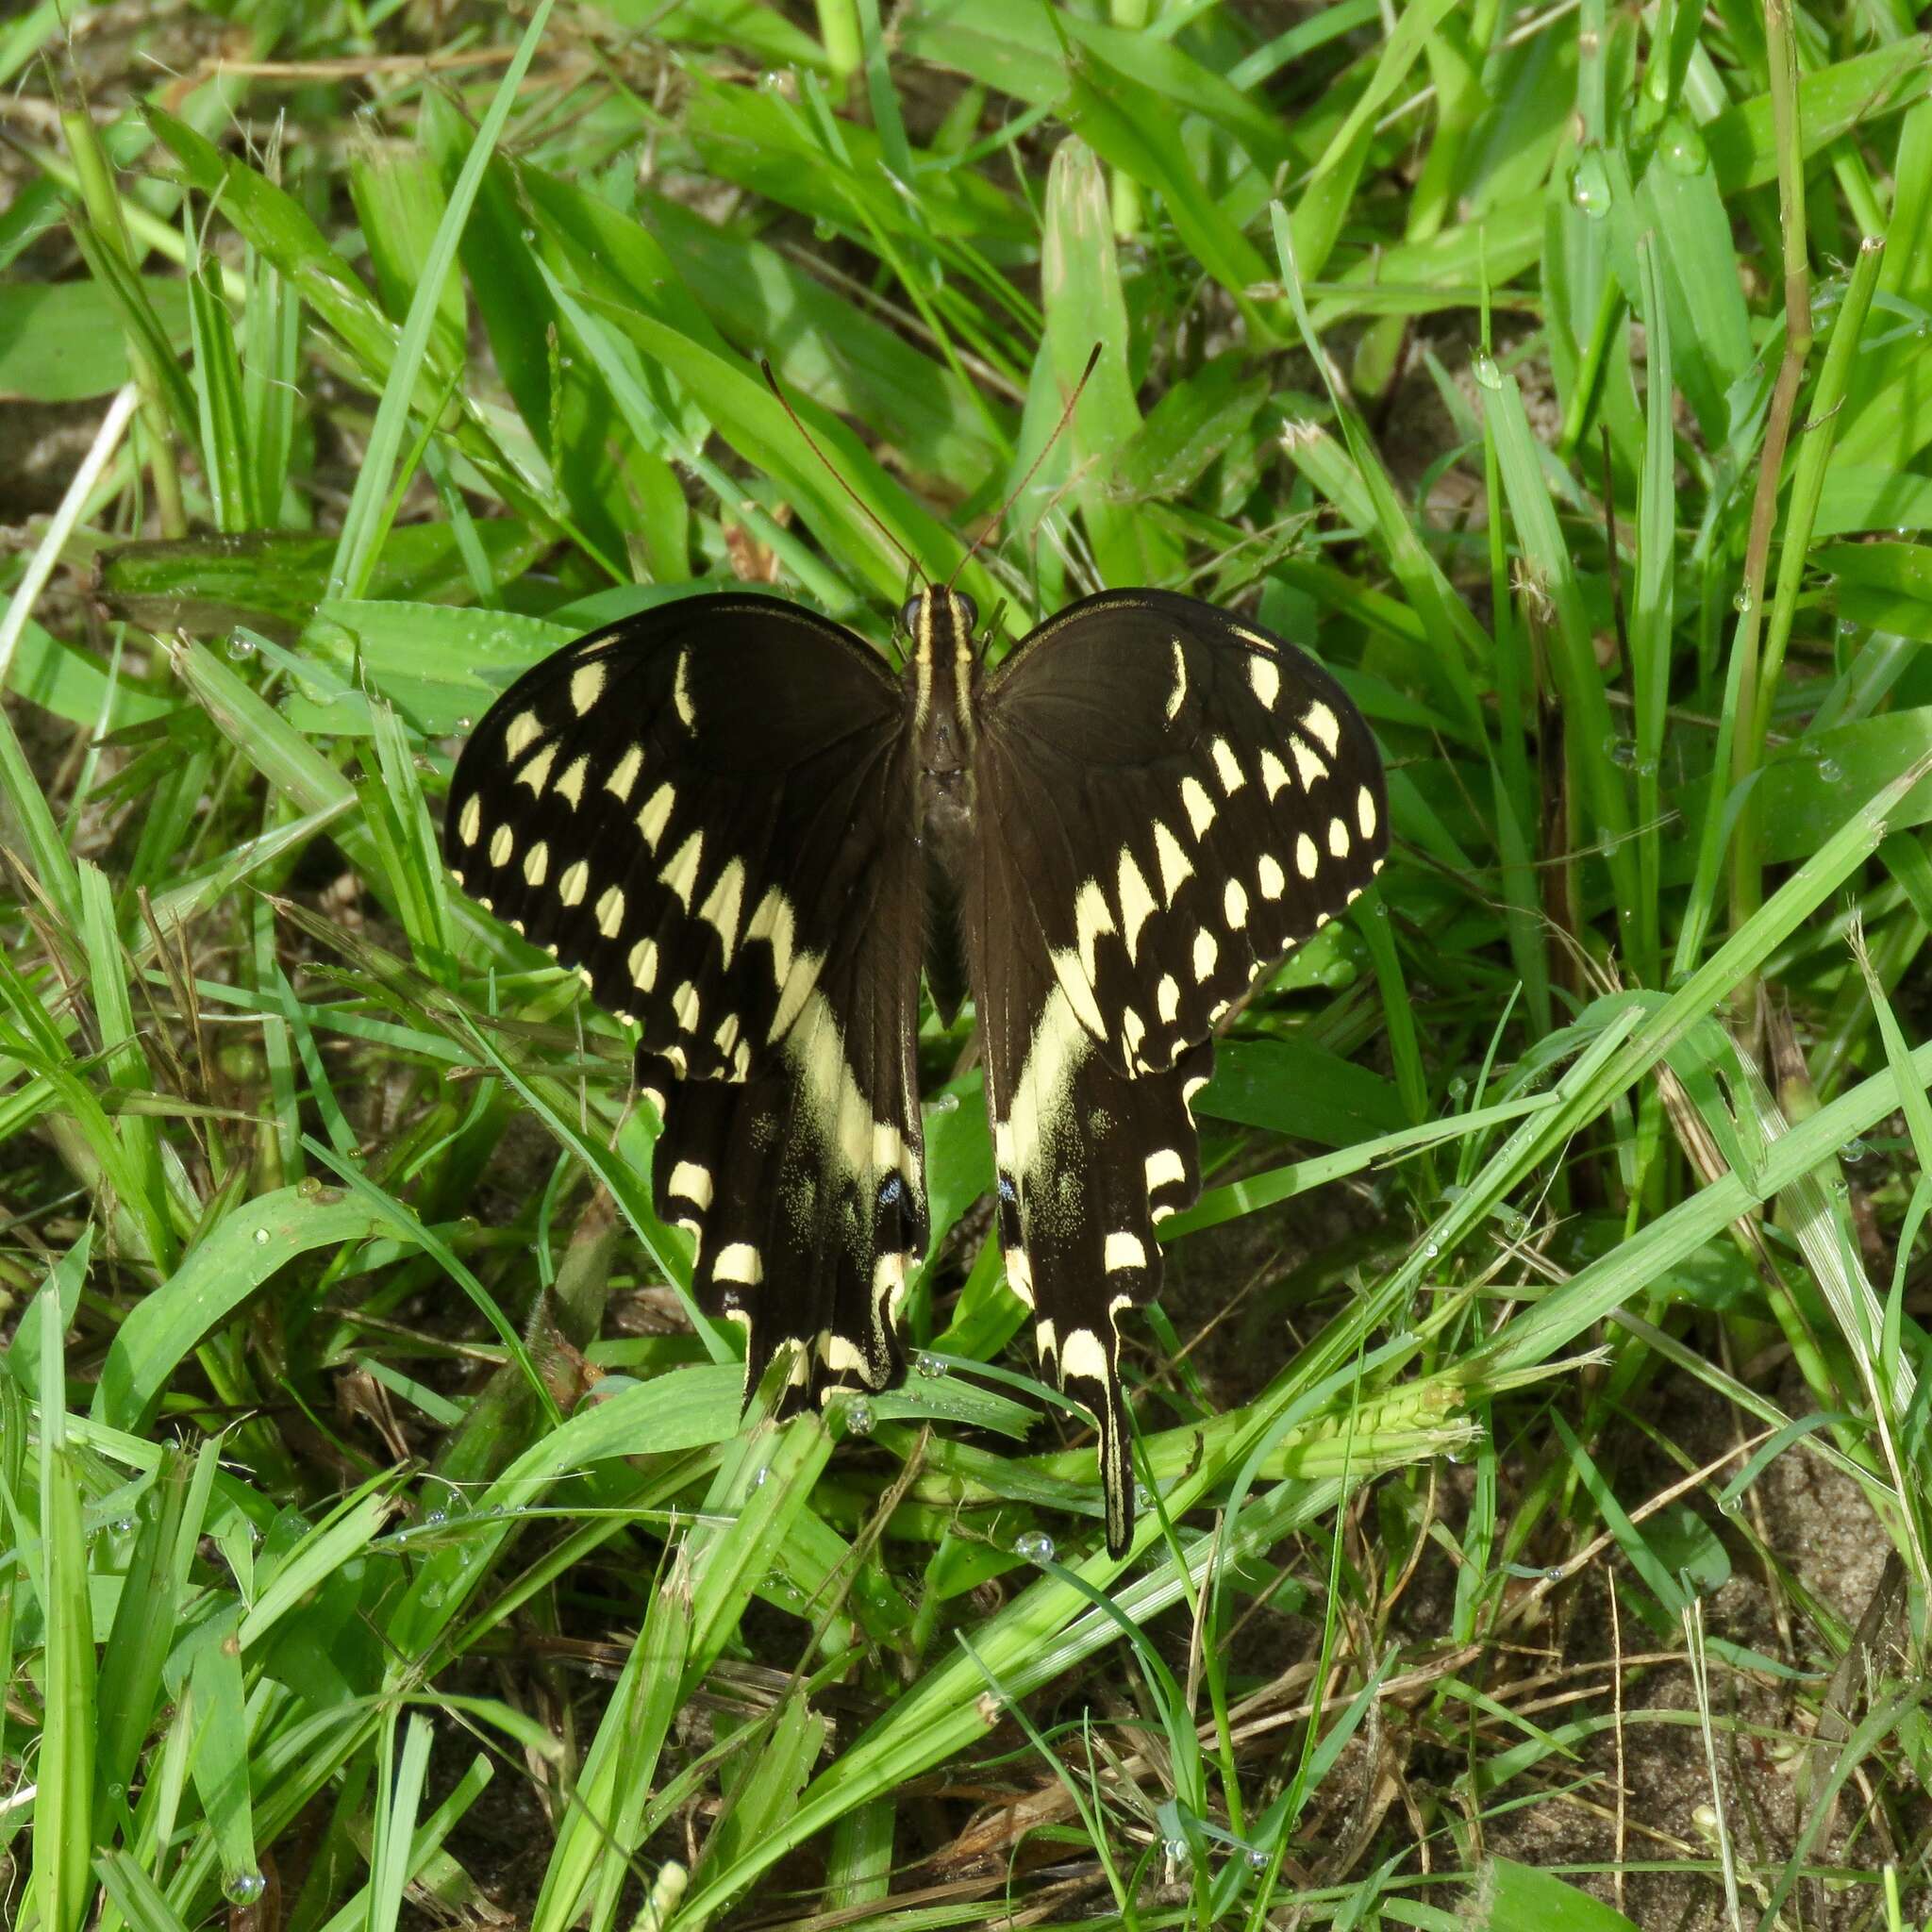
[969,589,1388,1553]
[443,593,929,1407]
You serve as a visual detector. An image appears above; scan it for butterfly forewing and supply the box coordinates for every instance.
[443,593,929,1404]
[967,589,1388,1552]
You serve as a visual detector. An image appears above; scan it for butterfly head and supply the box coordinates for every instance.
[900,586,978,657]
[906,587,982,825]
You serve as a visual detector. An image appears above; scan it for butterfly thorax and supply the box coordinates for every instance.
[905,587,981,885]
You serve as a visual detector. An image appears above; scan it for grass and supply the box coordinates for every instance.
[1,0,1930,1926]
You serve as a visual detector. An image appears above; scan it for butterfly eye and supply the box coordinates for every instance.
[899,595,925,634]
[953,592,978,632]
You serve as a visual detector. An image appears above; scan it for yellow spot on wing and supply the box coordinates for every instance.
[1152,821,1192,903]
[1180,775,1216,840]
[699,858,746,964]
[1074,877,1114,988]
[660,830,703,909]
[1209,737,1244,794]
[714,1242,762,1285]
[570,660,606,713]
[606,745,643,802]
[1058,1326,1109,1381]
[1118,850,1158,964]
[637,782,675,850]
[1145,1148,1186,1191]
[504,710,542,760]
[516,743,557,795]
[669,1160,712,1209]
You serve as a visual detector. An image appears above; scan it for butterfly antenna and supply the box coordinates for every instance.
[758,356,924,585]
[946,341,1103,592]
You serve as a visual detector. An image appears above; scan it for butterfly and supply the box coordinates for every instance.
[441,568,1388,1557]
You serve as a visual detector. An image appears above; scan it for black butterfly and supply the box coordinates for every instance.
[443,580,1387,1555]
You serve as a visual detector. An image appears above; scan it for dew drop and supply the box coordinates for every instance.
[1603,735,1638,768]
[1817,758,1842,784]
[1570,150,1611,219]
[1545,1564,1565,1581]
[253,1226,270,1245]
[224,1870,267,1906]
[519,227,537,242]
[225,633,257,660]
[1471,350,1504,390]
[424,1507,447,1528]
[844,1396,874,1437]
[1014,1528,1055,1563]
[931,1092,961,1114]
[1733,588,1753,614]
[915,1351,945,1379]
[454,716,474,734]
[1424,1240,1441,1258]
[1164,1837,1191,1865]
[812,217,837,242]
[1246,1845,1271,1871]
[1661,119,1707,174]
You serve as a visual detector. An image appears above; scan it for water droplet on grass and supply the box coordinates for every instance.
[1014,1529,1055,1563]
[1570,150,1611,218]
[1661,120,1707,174]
